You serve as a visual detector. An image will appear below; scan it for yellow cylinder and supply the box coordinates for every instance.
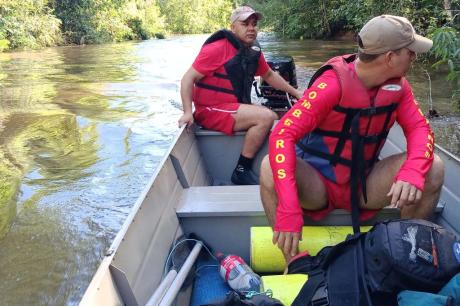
[250,226,370,273]
[261,274,308,306]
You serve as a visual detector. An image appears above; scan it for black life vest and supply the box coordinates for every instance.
[298,54,401,233]
[195,29,261,104]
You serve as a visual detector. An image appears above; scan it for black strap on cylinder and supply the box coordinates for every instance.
[292,270,326,306]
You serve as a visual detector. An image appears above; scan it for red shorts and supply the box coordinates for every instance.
[303,171,380,221]
[194,103,240,136]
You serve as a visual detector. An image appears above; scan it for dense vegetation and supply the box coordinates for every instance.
[0,0,233,51]
[248,0,457,39]
[0,0,459,101]
[247,0,460,101]
[431,27,460,99]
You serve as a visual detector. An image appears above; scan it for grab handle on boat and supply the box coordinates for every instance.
[145,269,177,306]
[157,241,203,306]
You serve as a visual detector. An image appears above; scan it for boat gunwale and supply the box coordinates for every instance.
[435,142,460,163]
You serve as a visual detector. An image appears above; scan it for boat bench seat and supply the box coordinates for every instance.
[176,185,263,217]
[175,185,444,219]
[176,185,442,223]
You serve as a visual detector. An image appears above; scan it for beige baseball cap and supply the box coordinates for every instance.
[358,15,433,54]
[230,6,263,24]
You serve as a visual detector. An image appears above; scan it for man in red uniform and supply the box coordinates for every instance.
[179,5,302,185]
[260,15,445,262]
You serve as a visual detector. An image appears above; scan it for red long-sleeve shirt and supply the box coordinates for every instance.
[269,63,434,233]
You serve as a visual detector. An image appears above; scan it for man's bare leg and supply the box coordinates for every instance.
[229,104,278,185]
[363,153,444,219]
[260,155,328,261]
[232,104,278,158]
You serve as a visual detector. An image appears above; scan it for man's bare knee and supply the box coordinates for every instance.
[268,109,278,121]
[403,154,445,219]
[260,155,274,188]
[258,108,277,127]
[425,154,445,192]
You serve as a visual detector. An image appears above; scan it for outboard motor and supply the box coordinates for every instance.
[254,55,298,110]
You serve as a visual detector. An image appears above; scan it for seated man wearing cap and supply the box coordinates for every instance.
[260,15,445,262]
[179,5,302,185]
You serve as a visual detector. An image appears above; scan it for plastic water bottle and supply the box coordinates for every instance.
[216,252,261,293]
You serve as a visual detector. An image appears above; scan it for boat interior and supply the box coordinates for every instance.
[80,123,460,306]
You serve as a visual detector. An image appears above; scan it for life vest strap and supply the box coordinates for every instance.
[195,82,235,96]
[213,72,230,79]
[350,112,365,234]
[334,103,398,116]
[296,142,374,169]
[314,129,388,143]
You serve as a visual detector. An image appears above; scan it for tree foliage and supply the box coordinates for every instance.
[0,0,233,50]
[249,0,456,39]
[0,0,62,49]
[52,0,165,44]
[248,0,460,101]
[158,0,232,34]
[431,27,460,99]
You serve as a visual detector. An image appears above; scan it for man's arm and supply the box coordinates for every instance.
[269,71,340,259]
[262,69,303,100]
[178,67,204,128]
[389,79,435,208]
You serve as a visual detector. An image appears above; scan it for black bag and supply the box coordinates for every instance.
[365,219,460,293]
[288,219,460,306]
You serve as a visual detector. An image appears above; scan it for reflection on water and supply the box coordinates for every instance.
[0,37,206,305]
[0,34,458,305]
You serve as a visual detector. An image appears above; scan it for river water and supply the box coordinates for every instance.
[0,34,458,305]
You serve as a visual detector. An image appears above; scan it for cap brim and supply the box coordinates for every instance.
[237,12,263,22]
[406,34,433,53]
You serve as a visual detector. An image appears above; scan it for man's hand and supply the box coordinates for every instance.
[293,89,303,100]
[263,69,304,102]
[178,112,194,131]
[273,230,302,263]
[387,180,422,208]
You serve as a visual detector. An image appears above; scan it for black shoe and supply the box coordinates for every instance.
[231,166,258,185]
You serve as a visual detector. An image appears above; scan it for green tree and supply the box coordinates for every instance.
[249,0,455,38]
[53,0,129,44]
[52,0,165,44]
[159,0,233,34]
[431,27,460,103]
[0,0,62,49]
